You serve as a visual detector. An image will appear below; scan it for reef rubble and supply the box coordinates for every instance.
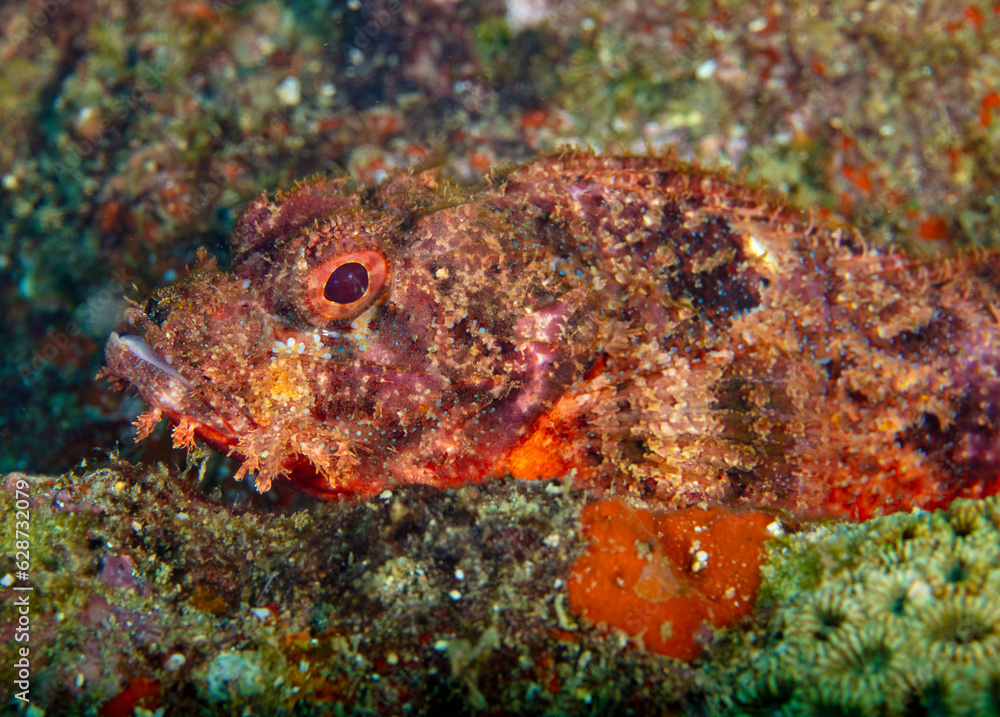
[6,462,1000,715]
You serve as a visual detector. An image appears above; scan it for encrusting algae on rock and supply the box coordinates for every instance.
[101,151,1000,518]
[11,461,1000,712]
[0,464,702,715]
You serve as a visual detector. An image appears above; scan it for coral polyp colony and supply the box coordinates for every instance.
[707,496,1000,714]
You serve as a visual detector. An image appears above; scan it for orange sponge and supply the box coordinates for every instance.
[567,499,774,661]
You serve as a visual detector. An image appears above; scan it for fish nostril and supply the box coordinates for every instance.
[144,295,172,326]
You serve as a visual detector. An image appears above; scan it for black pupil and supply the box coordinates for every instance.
[323,262,369,304]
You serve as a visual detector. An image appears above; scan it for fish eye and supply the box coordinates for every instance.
[325,262,369,303]
[304,249,389,324]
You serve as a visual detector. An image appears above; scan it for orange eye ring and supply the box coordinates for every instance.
[303,250,390,324]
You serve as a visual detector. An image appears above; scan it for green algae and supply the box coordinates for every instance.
[0,463,694,715]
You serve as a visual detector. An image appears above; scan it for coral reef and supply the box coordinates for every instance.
[553,0,1000,252]
[3,0,1000,711]
[9,463,1000,713]
[704,496,1000,716]
[0,464,698,715]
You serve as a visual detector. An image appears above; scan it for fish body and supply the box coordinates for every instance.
[102,153,1000,516]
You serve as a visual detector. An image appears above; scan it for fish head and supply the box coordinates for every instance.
[103,172,599,497]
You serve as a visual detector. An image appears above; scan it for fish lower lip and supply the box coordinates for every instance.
[104,332,240,444]
[107,332,191,386]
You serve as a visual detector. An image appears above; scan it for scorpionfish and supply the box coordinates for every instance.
[102,152,1000,517]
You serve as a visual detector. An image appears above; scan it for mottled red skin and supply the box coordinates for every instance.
[103,152,1000,515]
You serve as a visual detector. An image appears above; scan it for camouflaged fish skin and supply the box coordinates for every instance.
[102,153,1000,514]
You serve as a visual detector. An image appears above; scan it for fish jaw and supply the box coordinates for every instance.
[103,331,242,452]
[102,330,389,500]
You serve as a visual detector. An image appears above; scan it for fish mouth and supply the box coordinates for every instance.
[104,331,243,449]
